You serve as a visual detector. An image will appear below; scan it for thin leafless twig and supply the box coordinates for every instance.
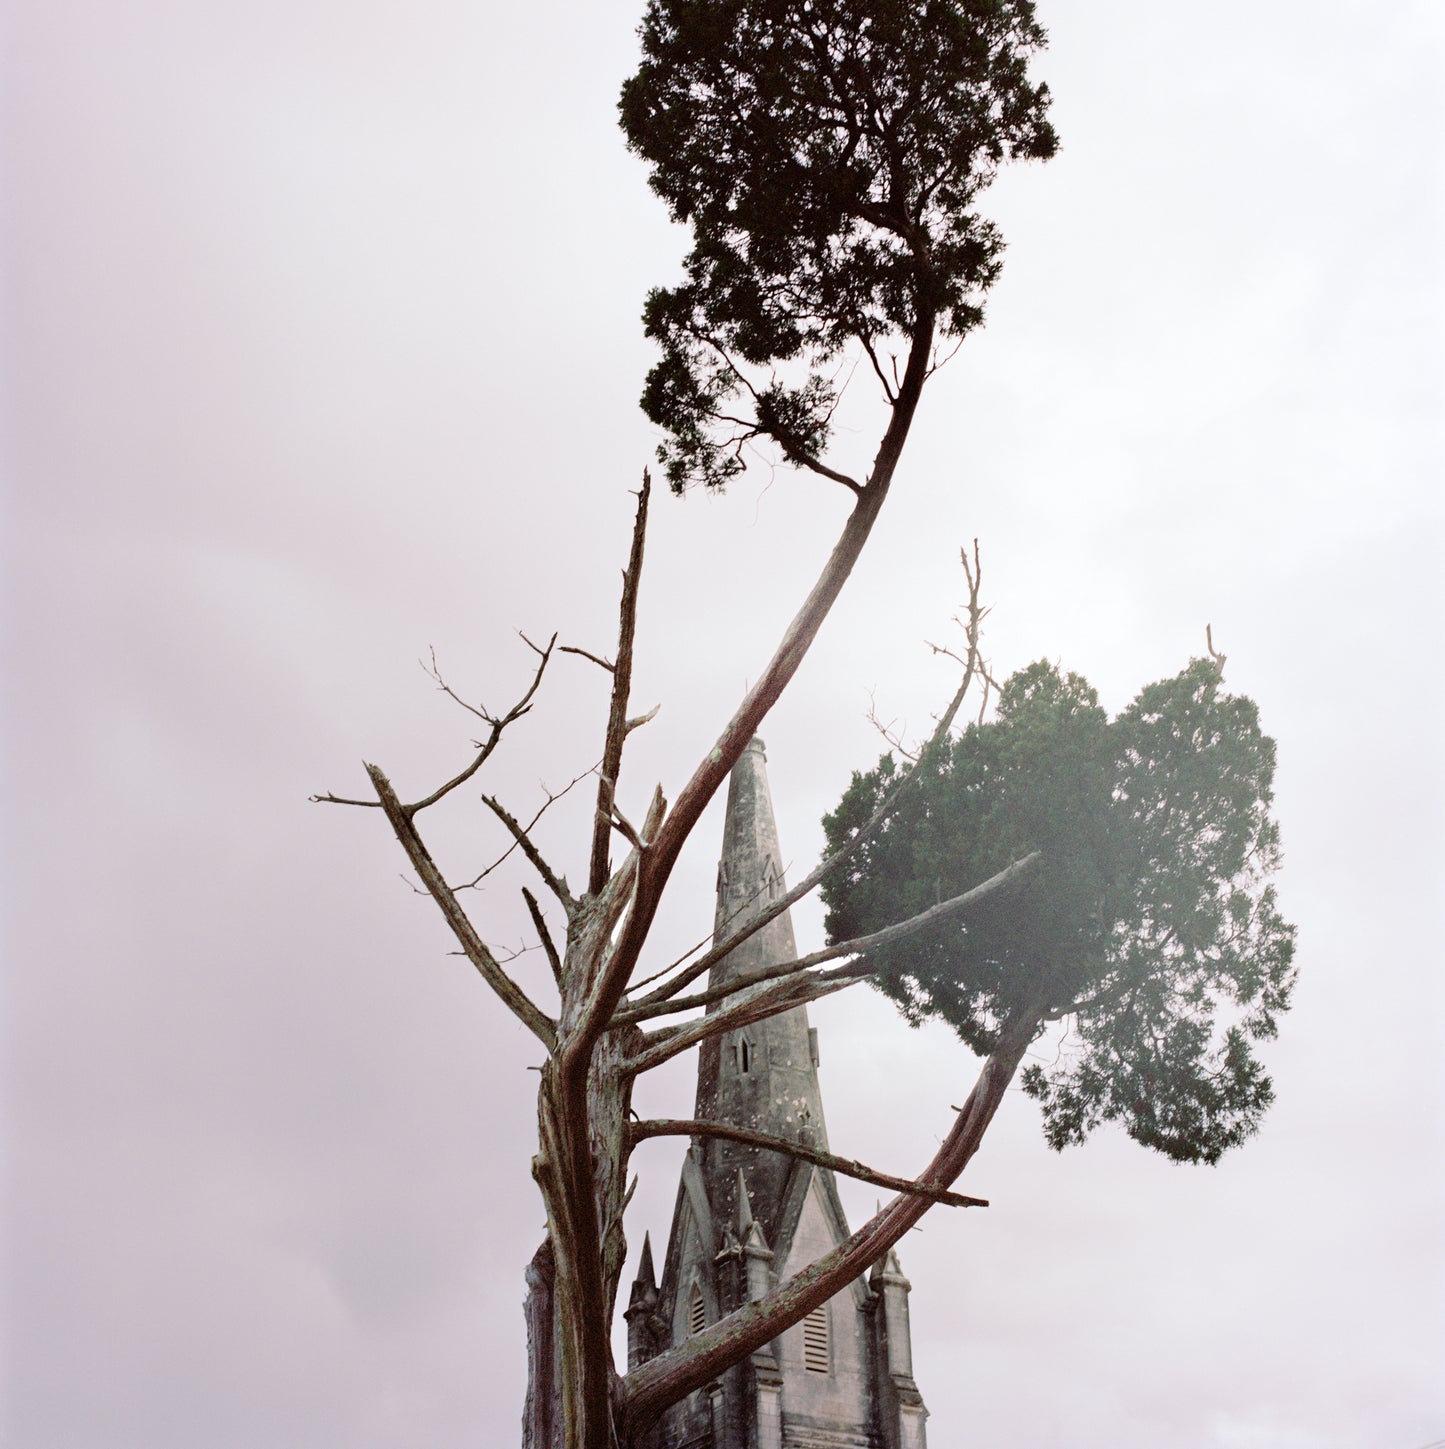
[456,762,597,890]
[561,645,615,674]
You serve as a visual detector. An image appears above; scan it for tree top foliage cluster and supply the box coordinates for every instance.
[620,0,1058,491]
[821,657,1298,1164]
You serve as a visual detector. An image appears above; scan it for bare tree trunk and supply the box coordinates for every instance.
[533,1000,642,1447]
[522,1240,562,1449]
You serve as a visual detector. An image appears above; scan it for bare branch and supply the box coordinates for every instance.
[625,703,661,735]
[560,644,615,674]
[629,1120,988,1208]
[365,764,557,1051]
[407,633,559,817]
[492,939,541,966]
[1206,623,1227,679]
[482,794,575,912]
[422,645,490,722]
[781,445,863,497]
[606,796,644,853]
[858,332,898,404]
[865,689,919,762]
[456,762,596,891]
[309,787,382,807]
[589,472,651,896]
[625,969,857,1077]
[924,333,966,378]
[522,887,563,987]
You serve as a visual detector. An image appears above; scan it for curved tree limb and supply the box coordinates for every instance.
[629,1119,988,1208]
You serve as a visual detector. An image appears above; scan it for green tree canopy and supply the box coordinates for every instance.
[619,0,1057,491]
[821,658,1298,1164]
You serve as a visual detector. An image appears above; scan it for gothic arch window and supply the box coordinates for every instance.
[762,855,782,900]
[802,1303,830,1374]
[735,1032,758,1075]
[687,1283,707,1337]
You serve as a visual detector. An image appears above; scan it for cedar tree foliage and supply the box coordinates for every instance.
[620,0,1058,491]
[821,657,1298,1165]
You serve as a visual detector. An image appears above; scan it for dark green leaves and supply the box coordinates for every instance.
[620,0,1058,491]
[820,658,1297,1164]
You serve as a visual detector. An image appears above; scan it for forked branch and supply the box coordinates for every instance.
[310,633,558,813]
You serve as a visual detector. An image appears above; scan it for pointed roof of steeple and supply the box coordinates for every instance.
[688,736,832,1247]
[628,1231,658,1310]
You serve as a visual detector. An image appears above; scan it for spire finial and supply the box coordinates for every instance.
[636,1232,656,1290]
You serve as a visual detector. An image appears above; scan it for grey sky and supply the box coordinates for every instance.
[3,2,1442,1446]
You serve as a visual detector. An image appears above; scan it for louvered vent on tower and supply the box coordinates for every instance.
[688,1285,706,1337]
[802,1304,830,1374]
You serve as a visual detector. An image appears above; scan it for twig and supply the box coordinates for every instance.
[316,633,560,817]
[561,645,615,674]
[456,762,597,890]
[423,646,490,722]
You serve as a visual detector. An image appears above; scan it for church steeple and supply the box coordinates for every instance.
[642,739,930,1448]
[694,737,828,1245]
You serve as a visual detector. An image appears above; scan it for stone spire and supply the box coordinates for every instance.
[693,737,828,1248]
[648,739,931,1449]
[624,1233,661,1371]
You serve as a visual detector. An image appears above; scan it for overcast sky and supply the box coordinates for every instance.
[3,2,1442,1446]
